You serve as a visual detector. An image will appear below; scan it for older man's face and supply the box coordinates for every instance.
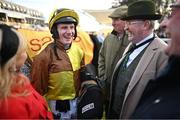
[111,18,126,33]
[166,0,180,56]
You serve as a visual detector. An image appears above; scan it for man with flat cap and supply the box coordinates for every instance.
[98,5,129,117]
[107,0,168,119]
[131,0,180,118]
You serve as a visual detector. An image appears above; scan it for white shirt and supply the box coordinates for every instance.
[126,33,154,67]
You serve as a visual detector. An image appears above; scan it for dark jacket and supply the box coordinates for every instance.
[131,56,180,119]
[89,34,102,72]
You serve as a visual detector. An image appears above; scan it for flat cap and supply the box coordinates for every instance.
[108,5,127,19]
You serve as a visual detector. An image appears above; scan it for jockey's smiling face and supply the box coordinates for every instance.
[57,23,75,45]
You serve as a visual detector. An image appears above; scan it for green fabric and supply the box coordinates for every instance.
[98,32,129,100]
[109,5,127,18]
[121,43,136,70]
[122,0,161,20]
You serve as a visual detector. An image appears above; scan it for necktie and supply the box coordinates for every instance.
[121,43,136,70]
[121,35,155,70]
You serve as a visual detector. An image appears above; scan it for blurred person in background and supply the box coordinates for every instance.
[0,24,53,119]
[98,5,129,117]
[20,55,32,80]
[131,0,180,118]
[89,32,102,72]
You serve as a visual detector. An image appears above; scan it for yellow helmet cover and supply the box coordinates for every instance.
[49,9,79,31]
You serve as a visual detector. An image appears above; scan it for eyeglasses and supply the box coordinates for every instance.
[126,21,144,25]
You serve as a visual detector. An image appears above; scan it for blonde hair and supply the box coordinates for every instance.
[0,26,29,99]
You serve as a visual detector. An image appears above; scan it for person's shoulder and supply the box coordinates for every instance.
[71,43,84,56]
[0,95,31,118]
[154,37,168,48]
[43,43,54,51]
[105,33,116,39]
[103,34,117,44]
[34,43,54,59]
[0,91,49,119]
[71,42,83,50]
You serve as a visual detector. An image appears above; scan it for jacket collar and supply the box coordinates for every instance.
[55,40,72,50]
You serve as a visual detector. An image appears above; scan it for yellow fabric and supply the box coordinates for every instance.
[46,71,75,100]
[17,29,53,61]
[73,27,94,64]
[67,43,84,71]
[44,43,83,100]
[49,9,79,30]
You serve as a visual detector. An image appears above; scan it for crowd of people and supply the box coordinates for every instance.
[1,0,180,119]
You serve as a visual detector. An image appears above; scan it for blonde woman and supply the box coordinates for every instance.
[0,24,53,119]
